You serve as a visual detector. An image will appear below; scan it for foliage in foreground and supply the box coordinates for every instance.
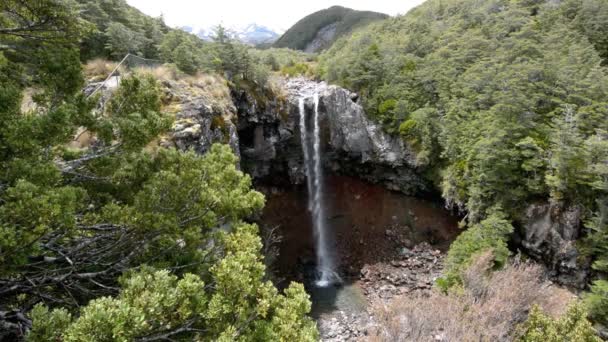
[28,225,317,342]
[0,2,317,339]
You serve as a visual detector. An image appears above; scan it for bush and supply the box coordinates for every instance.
[519,304,600,342]
[29,225,318,341]
[585,280,608,325]
[281,63,313,77]
[438,210,514,290]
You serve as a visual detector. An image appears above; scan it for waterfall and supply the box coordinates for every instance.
[299,94,335,287]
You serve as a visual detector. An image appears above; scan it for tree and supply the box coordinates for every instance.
[174,42,199,75]
[104,22,144,58]
[545,106,590,202]
[0,54,315,339]
[0,0,88,52]
[0,2,321,341]
[264,54,280,71]
[438,208,513,290]
[584,132,608,326]
[159,30,206,74]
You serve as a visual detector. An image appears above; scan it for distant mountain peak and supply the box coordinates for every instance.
[182,23,282,46]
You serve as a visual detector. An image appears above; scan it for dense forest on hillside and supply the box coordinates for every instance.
[320,0,608,326]
[273,6,388,52]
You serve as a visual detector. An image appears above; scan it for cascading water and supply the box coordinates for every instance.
[299,94,335,287]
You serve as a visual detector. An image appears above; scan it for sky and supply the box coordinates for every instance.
[125,0,427,32]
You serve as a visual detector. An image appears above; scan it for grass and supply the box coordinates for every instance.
[84,59,123,82]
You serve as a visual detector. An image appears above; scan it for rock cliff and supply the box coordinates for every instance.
[161,78,241,159]
[516,202,590,288]
[234,77,429,194]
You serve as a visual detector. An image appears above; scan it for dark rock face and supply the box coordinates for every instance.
[288,78,429,195]
[304,22,338,53]
[231,77,429,195]
[231,84,303,185]
[518,202,590,288]
[317,84,428,195]
[172,99,240,158]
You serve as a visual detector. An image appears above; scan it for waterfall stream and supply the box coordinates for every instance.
[299,94,335,287]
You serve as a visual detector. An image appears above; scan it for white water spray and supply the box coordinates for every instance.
[299,94,335,287]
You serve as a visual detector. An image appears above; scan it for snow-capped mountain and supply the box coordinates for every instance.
[235,23,282,45]
[183,23,283,46]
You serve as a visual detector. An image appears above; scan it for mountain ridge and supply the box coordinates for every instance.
[273,5,388,52]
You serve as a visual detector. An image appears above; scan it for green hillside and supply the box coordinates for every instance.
[320,0,608,320]
[273,5,388,52]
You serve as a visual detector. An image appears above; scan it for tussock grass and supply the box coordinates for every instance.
[84,59,122,82]
[369,252,574,342]
[133,64,180,82]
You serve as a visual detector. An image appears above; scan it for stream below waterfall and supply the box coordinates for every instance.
[257,175,461,318]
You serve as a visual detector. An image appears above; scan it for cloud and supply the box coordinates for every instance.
[125,0,426,32]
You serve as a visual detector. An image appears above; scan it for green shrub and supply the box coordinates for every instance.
[280,62,313,77]
[27,305,72,342]
[29,225,318,341]
[438,210,513,291]
[585,280,608,325]
[519,304,600,342]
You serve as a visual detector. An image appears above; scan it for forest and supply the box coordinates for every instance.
[1,0,607,341]
[320,0,608,322]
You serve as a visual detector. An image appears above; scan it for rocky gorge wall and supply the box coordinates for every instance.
[160,75,590,289]
[232,77,430,195]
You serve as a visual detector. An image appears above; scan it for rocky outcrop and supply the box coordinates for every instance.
[231,82,301,184]
[162,80,240,158]
[317,243,445,342]
[517,202,590,288]
[304,23,338,53]
[231,77,428,194]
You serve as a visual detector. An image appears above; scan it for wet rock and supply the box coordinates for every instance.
[358,243,444,302]
[318,311,368,342]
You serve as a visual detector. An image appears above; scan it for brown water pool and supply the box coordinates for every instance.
[257,174,461,286]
